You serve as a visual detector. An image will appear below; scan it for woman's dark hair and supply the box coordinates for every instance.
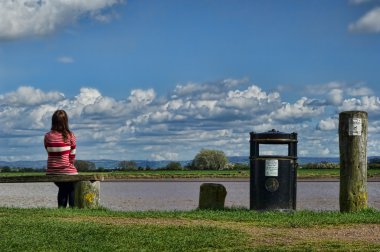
[51,110,71,142]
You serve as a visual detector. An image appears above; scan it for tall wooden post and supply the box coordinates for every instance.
[339,111,368,212]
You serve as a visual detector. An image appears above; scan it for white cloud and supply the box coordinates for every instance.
[368,121,380,133]
[339,96,380,114]
[0,0,123,40]
[347,86,373,96]
[150,152,179,161]
[349,0,374,4]
[57,56,74,64]
[303,82,346,106]
[82,96,125,117]
[221,78,249,88]
[91,9,120,23]
[326,89,344,106]
[223,85,281,110]
[268,97,324,123]
[0,86,64,106]
[173,79,248,100]
[320,148,331,155]
[173,82,201,96]
[27,104,57,129]
[317,117,338,131]
[166,82,282,123]
[305,81,344,96]
[303,82,375,107]
[1,79,380,161]
[349,7,380,33]
[128,89,156,106]
[76,87,102,105]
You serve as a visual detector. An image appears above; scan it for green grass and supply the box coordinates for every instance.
[298,168,380,178]
[103,168,380,179]
[1,207,380,251]
[103,169,250,179]
[0,208,247,251]
[297,168,340,178]
[0,172,46,177]
[1,168,380,179]
[368,169,380,177]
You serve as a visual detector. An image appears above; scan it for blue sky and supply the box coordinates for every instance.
[1,0,380,161]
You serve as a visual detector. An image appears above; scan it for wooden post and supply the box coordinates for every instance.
[74,181,101,208]
[339,111,368,212]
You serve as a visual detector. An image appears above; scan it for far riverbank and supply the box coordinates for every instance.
[1,168,380,181]
[102,176,380,182]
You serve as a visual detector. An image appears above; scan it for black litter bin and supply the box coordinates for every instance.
[250,129,298,210]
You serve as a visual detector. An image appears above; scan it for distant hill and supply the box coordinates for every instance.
[227,156,341,165]
[0,160,47,169]
[0,159,192,169]
[86,159,192,169]
[1,156,379,169]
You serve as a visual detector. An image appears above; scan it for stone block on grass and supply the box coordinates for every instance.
[198,183,227,210]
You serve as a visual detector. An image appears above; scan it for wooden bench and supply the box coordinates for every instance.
[0,174,104,208]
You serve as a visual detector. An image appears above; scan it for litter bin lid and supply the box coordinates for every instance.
[250,129,297,142]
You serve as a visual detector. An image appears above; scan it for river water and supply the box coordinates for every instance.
[0,181,379,211]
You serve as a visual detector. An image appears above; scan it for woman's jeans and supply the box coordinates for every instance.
[54,182,75,208]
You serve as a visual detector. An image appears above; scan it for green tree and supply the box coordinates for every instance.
[232,163,249,170]
[301,162,339,169]
[74,160,96,172]
[369,158,380,164]
[368,158,380,169]
[96,167,106,172]
[1,166,11,173]
[191,149,228,170]
[165,162,182,170]
[117,160,137,171]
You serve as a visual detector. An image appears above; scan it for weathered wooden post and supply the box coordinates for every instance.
[199,183,227,210]
[74,181,101,208]
[339,111,368,212]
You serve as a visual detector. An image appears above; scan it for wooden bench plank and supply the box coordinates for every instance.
[0,174,104,183]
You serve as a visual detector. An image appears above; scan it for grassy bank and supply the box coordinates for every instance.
[2,168,380,180]
[1,207,380,251]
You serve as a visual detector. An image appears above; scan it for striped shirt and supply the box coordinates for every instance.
[44,131,78,175]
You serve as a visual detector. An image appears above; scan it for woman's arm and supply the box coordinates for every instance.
[69,133,76,164]
[44,134,48,152]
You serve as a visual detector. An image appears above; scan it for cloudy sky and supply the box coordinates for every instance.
[1,0,380,161]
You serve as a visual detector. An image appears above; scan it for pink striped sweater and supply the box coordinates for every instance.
[44,131,78,175]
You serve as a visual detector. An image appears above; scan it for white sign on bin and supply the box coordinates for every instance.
[265,159,278,177]
[349,118,362,136]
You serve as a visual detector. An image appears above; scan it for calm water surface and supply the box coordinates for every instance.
[0,181,379,211]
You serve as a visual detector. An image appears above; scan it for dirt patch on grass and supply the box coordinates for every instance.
[58,215,234,228]
[57,216,380,246]
[240,224,380,245]
[296,224,380,243]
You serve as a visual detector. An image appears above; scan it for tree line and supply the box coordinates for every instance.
[0,149,249,172]
[4,150,379,172]
[106,149,248,171]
